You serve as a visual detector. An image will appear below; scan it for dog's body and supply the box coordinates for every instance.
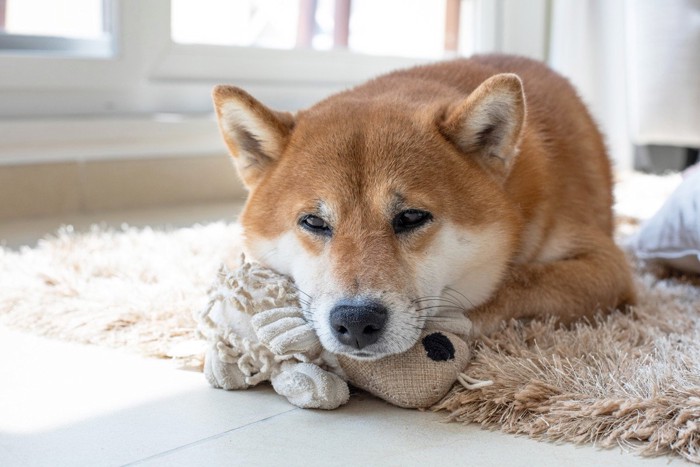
[213,55,635,361]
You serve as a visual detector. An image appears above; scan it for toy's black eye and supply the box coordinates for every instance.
[300,215,332,236]
[393,209,433,234]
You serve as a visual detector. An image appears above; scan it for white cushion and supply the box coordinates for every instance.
[632,168,700,274]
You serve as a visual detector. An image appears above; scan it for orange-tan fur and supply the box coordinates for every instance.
[213,54,635,359]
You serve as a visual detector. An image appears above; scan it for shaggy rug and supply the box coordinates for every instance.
[1,174,699,462]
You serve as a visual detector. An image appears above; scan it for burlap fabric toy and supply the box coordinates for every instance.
[196,257,489,410]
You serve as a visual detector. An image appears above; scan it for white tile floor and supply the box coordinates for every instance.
[2,327,683,467]
[0,202,689,466]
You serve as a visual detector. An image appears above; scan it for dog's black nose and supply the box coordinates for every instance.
[329,301,388,349]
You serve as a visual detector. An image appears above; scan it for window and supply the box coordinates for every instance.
[0,0,114,57]
[171,0,475,59]
[172,0,300,50]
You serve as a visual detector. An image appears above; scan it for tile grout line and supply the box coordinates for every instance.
[121,407,299,466]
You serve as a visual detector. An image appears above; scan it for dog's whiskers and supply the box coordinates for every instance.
[255,247,279,263]
[412,295,461,302]
[415,305,465,314]
[412,294,467,308]
[289,283,313,300]
[443,286,474,308]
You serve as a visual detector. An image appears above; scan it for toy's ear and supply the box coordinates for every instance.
[213,85,295,189]
[422,332,456,362]
[440,73,526,180]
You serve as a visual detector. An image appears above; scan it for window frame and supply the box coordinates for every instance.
[0,0,117,57]
[0,0,497,114]
[0,33,113,57]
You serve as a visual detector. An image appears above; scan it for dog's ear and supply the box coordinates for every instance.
[213,85,295,189]
[440,73,526,179]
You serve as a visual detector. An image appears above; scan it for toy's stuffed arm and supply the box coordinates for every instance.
[250,307,322,357]
[270,361,349,410]
[250,305,350,409]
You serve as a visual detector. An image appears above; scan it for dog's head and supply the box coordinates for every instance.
[213,73,525,360]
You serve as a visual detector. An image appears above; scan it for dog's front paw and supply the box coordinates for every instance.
[428,310,473,339]
[270,362,350,410]
[251,307,322,356]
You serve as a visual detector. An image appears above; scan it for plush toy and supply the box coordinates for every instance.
[196,257,490,410]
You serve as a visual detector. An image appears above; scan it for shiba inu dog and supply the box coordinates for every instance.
[213,54,635,361]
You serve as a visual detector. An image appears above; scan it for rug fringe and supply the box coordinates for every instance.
[457,372,493,390]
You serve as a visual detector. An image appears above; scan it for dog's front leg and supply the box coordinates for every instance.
[428,308,473,340]
[468,230,636,336]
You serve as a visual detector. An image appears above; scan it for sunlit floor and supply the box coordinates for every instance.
[1,326,680,467]
[0,200,686,466]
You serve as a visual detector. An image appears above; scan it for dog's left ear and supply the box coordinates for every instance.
[440,73,526,179]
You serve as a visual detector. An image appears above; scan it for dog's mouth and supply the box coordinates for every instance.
[322,319,423,361]
[321,328,396,360]
[340,349,379,360]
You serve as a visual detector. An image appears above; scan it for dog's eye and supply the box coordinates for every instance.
[393,209,433,234]
[300,215,332,236]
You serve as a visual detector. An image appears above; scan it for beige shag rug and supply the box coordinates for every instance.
[1,173,699,462]
[0,223,243,363]
[435,263,700,462]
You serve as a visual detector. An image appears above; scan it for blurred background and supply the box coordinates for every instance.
[0,0,698,246]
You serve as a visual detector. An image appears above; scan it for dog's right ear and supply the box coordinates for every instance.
[212,86,295,189]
